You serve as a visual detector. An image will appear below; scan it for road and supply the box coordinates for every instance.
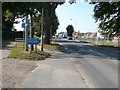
[56,38,118,88]
[20,38,119,88]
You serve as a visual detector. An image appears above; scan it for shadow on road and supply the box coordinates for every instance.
[54,41,119,61]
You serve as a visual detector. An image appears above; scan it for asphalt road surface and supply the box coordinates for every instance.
[55,38,119,88]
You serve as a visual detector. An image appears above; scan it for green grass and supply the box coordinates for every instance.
[44,43,65,51]
[43,43,67,53]
[8,45,50,60]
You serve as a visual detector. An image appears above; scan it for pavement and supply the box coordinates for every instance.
[0,42,15,89]
[0,42,15,59]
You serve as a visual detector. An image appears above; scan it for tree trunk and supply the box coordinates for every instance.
[44,9,51,44]
[30,13,34,51]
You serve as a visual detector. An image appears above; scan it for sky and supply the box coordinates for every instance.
[14,1,99,33]
[56,0,99,34]
[13,18,24,31]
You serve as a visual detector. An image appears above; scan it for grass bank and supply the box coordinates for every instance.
[8,44,50,60]
[80,39,119,51]
[44,43,66,52]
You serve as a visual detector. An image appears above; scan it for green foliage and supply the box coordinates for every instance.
[51,12,59,36]
[2,2,65,43]
[33,15,41,37]
[93,2,120,37]
[4,10,13,21]
[8,45,50,60]
[66,25,74,37]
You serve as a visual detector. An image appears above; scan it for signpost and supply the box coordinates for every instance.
[22,23,25,29]
[22,15,40,53]
[27,38,40,45]
[28,38,40,52]
[22,15,28,51]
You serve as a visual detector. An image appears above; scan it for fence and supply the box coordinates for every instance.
[15,38,25,47]
[80,38,118,47]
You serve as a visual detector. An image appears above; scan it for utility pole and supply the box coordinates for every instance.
[41,7,44,51]
[25,15,28,51]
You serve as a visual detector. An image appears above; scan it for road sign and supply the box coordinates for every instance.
[22,23,25,29]
[28,38,40,45]
[22,23,27,29]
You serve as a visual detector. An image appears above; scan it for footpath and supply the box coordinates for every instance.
[0,42,15,89]
[19,45,88,88]
[1,42,15,59]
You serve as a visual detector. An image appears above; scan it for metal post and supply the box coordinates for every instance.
[41,8,44,51]
[25,15,28,51]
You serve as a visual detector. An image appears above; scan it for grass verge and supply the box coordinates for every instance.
[44,43,66,52]
[43,42,67,53]
[44,43,61,51]
[80,39,118,51]
[8,46,50,60]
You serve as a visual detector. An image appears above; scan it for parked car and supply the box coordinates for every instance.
[67,36,72,40]
[63,36,67,38]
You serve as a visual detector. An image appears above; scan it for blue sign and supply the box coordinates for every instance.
[22,23,27,29]
[22,23,25,29]
[28,38,40,45]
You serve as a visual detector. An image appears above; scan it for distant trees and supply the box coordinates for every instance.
[66,25,74,37]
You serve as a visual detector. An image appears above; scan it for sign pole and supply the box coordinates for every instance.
[25,15,28,51]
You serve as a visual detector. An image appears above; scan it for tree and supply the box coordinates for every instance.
[42,2,64,44]
[92,2,120,38]
[51,12,59,36]
[66,25,74,37]
[33,15,41,37]
[2,2,64,44]
[2,2,37,39]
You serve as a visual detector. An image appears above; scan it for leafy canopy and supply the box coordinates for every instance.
[93,2,120,37]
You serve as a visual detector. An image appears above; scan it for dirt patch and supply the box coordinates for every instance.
[2,58,38,88]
